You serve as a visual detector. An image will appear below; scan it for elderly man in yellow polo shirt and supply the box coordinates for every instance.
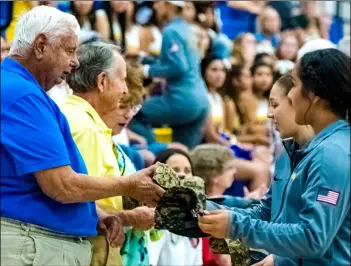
[63,41,156,266]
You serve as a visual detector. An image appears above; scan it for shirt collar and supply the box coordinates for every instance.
[65,95,112,134]
[305,120,349,153]
[1,57,42,88]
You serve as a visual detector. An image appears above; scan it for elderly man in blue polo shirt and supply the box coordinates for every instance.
[1,6,164,266]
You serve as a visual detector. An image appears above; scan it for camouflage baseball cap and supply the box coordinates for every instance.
[123,162,180,210]
[210,238,251,266]
[153,162,180,189]
[155,186,209,238]
[180,176,206,210]
[153,163,209,237]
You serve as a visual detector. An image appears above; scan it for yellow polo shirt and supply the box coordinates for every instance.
[63,95,123,213]
[5,2,33,42]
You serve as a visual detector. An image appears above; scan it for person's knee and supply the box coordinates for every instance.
[233,159,271,188]
[252,146,273,165]
[251,162,271,188]
[138,149,156,167]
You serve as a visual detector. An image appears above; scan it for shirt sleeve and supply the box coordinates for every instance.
[227,145,350,258]
[148,28,189,79]
[232,186,272,221]
[206,188,272,222]
[1,94,71,175]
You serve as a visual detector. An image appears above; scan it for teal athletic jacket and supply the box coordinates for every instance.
[208,120,350,266]
[147,16,208,109]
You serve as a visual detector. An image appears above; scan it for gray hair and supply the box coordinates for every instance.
[9,6,80,57]
[67,41,121,93]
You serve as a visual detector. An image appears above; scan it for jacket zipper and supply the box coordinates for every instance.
[275,141,304,265]
[272,141,294,223]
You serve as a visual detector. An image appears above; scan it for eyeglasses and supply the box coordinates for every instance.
[119,103,142,115]
[131,104,142,115]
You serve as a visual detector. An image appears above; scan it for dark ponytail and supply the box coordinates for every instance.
[298,48,351,124]
[70,2,96,31]
[104,2,127,52]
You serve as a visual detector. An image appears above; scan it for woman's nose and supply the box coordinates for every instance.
[177,174,186,180]
[267,107,274,119]
[267,111,274,119]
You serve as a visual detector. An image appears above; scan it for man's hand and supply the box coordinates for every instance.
[131,206,155,230]
[198,210,230,239]
[119,206,155,230]
[252,254,274,266]
[126,165,165,207]
[97,214,125,248]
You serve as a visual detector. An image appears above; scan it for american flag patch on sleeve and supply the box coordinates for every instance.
[317,188,340,206]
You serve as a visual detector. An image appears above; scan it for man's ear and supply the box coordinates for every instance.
[97,72,107,93]
[33,34,48,60]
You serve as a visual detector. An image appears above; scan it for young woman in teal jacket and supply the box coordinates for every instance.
[202,49,350,266]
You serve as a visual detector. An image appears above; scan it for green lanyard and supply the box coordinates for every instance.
[116,145,126,176]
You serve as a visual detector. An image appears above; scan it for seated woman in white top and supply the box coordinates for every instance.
[103,1,162,56]
[250,62,274,122]
[201,57,230,146]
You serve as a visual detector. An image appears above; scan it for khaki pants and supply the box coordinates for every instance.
[89,236,122,266]
[1,217,92,266]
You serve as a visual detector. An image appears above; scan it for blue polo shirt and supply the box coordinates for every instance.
[1,58,98,236]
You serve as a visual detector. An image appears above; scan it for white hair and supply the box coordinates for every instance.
[9,6,80,57]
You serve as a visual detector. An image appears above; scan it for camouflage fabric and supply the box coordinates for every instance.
[180,176,206,210]
[153,163,206,211]
[122,196,140,210]
[155,186,199,230]
[210,238,251,266]
[153,163,209,236]
[123,162,180,210]
[153,162,180,189]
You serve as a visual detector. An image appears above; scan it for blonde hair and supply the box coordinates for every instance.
[190,144,234,187]
[122,64,144,106]
[257,7,281,35]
